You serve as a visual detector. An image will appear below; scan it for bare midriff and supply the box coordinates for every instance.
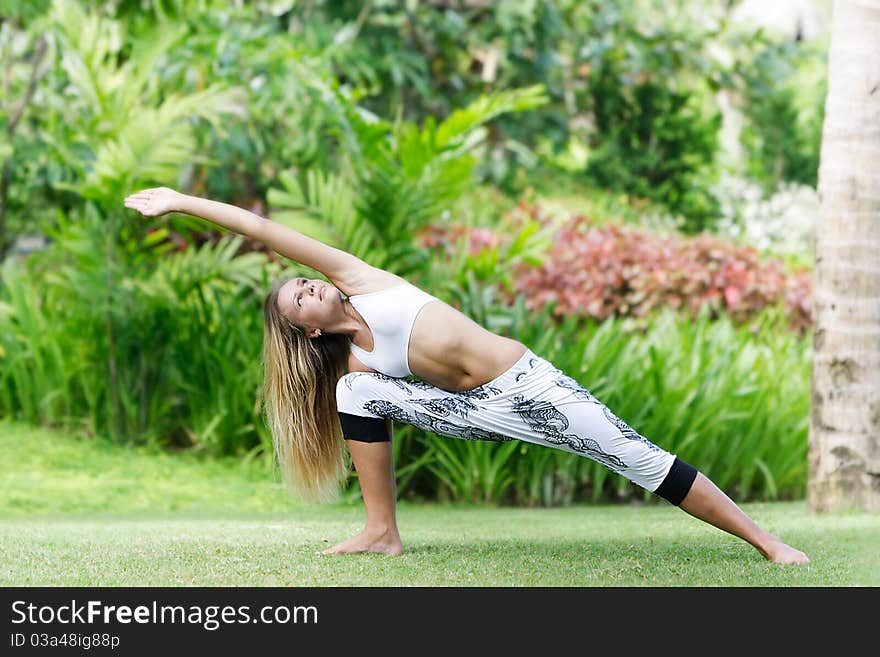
[405,300,527,392]
[344,269,528,392]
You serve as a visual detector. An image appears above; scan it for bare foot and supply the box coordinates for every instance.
[319,527,403,555]
[760,536,810,564]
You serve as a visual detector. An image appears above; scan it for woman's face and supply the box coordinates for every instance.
[277,277,343,335]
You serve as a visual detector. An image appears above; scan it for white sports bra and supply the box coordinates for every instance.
[348,282,441,377]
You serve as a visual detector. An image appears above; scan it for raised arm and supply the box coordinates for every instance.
[124,187,368,286]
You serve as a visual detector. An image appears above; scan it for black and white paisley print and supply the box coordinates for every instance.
[363,400,513,442]
[335,348,677,493]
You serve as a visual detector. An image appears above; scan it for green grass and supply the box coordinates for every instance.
[2,419,878,586]
[0,419,292,517]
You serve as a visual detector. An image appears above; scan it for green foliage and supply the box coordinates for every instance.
[426,439,520,506]
[416,208,553,328]
[266,84,548,277]
[39,0,245,206]
[0,0,822,507]
[0,0,52,22]
[0,207,274,453]
[0,17,52,253]
[160,5,355,200]
[734,34,827,193]
[577,2,724,232]
[2,0,828,246]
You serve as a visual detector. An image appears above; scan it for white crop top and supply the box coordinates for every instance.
[348,282,440,377]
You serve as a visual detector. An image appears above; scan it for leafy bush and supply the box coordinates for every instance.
[576,2,725,231]
[0,19,52,257]
[416,202,812,332]
[0,0,817,507]
[0,217,273,455]
[266,84,548,279]
[732,33,827,193]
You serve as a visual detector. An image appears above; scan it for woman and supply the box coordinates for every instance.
[124,187,810,564]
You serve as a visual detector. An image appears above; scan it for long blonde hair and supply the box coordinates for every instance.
[261,277,351,503]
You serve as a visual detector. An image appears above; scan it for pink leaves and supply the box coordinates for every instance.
[723,286,741,308]
[508,209,812,330]
[468,228,500,257]
[419,202,813,332]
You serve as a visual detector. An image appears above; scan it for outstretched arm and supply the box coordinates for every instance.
[124,187,368,286]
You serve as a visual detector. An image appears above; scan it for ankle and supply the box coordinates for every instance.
[753,532,781,559]
[364,522,398,538]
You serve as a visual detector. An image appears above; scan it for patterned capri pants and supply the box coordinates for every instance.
[336,348,698,505]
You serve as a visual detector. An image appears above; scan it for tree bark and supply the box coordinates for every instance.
[809,0,880,512]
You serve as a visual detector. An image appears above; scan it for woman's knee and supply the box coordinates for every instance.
[336,372,397,416]
[336,373,368,415]
[336,373,393,442]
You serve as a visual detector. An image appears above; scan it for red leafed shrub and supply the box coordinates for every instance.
[418,223,503,258]
[419,202,813,332]
[508,207,812,331]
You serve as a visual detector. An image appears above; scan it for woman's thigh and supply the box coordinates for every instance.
[337,364,675,492]
[337,372,517,442]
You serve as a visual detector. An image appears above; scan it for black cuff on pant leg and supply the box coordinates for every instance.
[654,456,698,506]
[338,412,391,443]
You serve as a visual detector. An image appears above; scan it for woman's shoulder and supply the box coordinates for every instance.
[337,266,409,297]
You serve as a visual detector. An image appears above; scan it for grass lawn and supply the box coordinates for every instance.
[2,419,878,587]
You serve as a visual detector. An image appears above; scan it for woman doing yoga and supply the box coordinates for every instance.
[124,187,810,564]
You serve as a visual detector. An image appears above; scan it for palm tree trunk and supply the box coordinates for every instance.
[809,0,880,512]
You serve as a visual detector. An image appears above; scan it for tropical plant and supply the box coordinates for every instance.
[0,205,273,452]
[21,0,247,439]
[266,83,549,279]
[507,204,812,332]
[734,33,827,193]
[0,19,50,258]
[38,0,245,209]
[574,1,726,231]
